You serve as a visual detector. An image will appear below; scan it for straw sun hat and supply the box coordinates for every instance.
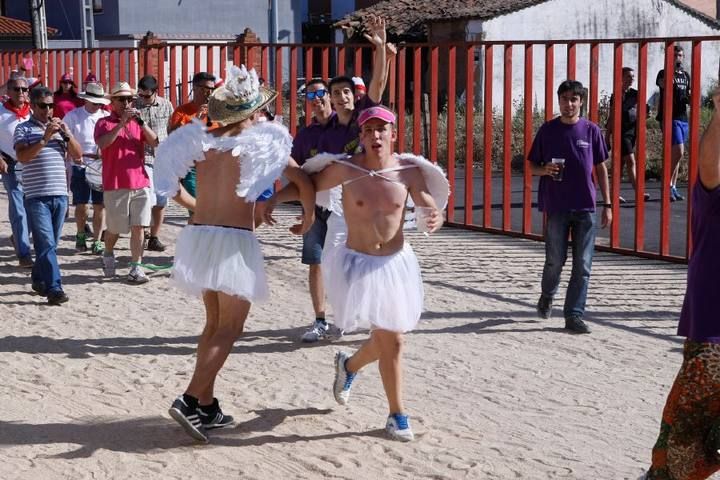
[208,65,277,126]
[78,82,111,105]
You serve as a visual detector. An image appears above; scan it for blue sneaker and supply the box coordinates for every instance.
[672,186,685,201]
[333,351,356,405]
[385,413,414,442]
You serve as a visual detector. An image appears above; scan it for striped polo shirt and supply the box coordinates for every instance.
[13,117,68,199]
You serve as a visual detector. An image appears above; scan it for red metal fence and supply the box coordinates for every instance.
[3,35,719,263]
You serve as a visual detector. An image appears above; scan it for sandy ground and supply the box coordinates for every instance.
[0,193,707,480]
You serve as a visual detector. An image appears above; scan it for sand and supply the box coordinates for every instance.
[0,194,704,479]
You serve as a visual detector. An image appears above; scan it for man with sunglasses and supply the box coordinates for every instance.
[95,82,159,284]
[14,86,82,305]
[135,75,174,252]
[0,76,33,268]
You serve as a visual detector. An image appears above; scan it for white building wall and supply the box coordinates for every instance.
[473,0,720,114]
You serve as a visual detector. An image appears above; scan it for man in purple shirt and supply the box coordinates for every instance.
[294,16,389,343]
[644,90,720,480]
[529,80,611,334]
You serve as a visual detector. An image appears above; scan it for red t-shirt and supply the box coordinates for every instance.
[94,113,149,191]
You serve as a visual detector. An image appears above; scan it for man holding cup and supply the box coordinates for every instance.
[528,80,611,334]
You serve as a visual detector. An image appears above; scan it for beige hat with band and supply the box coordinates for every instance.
[208,65,276,126]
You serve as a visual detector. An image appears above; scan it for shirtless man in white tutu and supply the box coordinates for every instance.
[153,65,315,443]
[307,105,445,441]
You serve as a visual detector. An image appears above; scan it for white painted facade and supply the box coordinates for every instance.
[463,0,720,113]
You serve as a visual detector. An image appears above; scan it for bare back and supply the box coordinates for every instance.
[193,148,255,229]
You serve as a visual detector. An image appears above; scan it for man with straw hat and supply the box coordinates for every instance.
[94,82,159,284]
[64,82,110,254]
[154,64,316,443]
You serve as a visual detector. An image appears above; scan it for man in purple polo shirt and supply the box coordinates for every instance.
[644,90,720,480]
[529,80,611,334]
[294,16,389,343]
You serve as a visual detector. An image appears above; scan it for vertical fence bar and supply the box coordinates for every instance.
[304,46,313,126]
[413,46,422,155]
[90,50,97,85]
[207,46,215,78]
[610,42,623,248]
[64,50,71,77]
[687,40,702,259]
[354,47,362,77]
[388,50,397,109]
[397,47,406,152]
[129,50,137,89]
[261,46,269,83]
[74,51,81,86]
[1,52,7,82]
[544,44,554,121]
[482,44,493,228]
[169,45,177,106]
[81,49,88,80]
[338,46,346,79]
[232,45,240,68]
[109,49,117,88]
[503,44,513,231]
[465,44,475,226]
[99,50,108,87]
[220,45,227,79]
[181,46,189,104]
[322,46,329,82]
[275,46,283,115]
[523,44,534,235]
[660,41,674,257]
[118,49,127,83]
[48,50,56,90]
[635,41,648,251]
[429,46,439,163]
[589,42,600,123]
[157,46,166,98]
[194,45,201,76]
[447,45,457,222]
[289,46,298,137]
[567,43,576,79]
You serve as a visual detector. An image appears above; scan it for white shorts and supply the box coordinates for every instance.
[171,224,268,302]
[104,187,152,234]
[323,242,423,333]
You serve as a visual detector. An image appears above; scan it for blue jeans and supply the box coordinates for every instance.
[25,195,68,293]
[2,169,32,259]
[541,211,597,319]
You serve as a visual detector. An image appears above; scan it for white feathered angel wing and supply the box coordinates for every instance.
[215,121,292,202]
[394,153,450,230]
[153,120,208,197]
[301,152,349,214]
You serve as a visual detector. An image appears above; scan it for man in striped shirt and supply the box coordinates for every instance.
[14,86,82,305]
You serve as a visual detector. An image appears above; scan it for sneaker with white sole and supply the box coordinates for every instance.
[301,319,329,343]
[168,396,208,443]
[127,265,149,284]
[333,351,356,405]
[102,253,116,277]
[198,398,235,430]
[326,324,345,342]
[385,413,415,442]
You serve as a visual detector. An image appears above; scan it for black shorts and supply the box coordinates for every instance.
[620,135,636,157]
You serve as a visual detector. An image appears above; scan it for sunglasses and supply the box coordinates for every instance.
[114,97,133,104]
[36,102,54,109]
[12,87,29,93]
[305,89,327,100]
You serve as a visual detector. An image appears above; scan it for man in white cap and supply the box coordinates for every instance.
[155,65,315,443]
[63,82,110,254]
[308,105,445,442]
[94,82,158,284]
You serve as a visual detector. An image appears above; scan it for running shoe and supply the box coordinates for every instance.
[127,265,149,284]
[301,319,329,343]
[146,236,166,252]
[198,398,235,430]
[168,396,208,443]
[385,413,414,442]
[75,233,87,252]
[333,351,356,405]
[91,240,104,255]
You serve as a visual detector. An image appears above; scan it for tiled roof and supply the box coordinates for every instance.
[335,0,720,38]
[0,15,58,39]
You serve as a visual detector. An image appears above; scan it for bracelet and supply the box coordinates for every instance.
[603,203,612,208]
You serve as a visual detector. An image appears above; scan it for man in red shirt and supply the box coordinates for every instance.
[95,82,159,284]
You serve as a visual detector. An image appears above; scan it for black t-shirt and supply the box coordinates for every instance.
[656,68,691,122]
[608,88,638,136]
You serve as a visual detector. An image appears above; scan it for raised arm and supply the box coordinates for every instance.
[363,16,387,103]
[698,90,720,190]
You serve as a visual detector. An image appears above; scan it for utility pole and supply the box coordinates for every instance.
[28,0,48,49]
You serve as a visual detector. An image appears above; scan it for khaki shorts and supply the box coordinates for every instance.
[104,187,152,234]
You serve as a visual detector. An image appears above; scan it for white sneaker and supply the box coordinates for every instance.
[102,253,116,277]
[385,413,414,442]
[301,319,329,343]
[326,324,345,342]
[127,265,149,284]
[332,351,356,405]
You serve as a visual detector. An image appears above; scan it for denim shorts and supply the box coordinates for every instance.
[70,168,103,205]
[301,206,331,265]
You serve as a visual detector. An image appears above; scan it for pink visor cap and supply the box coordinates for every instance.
[357,106,396,126]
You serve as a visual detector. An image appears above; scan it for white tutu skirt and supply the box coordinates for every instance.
[171,225,268,302]
[323,243,423,333]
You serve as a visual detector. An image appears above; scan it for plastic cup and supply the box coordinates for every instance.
[415,206,434,233]
[551,158,565,181]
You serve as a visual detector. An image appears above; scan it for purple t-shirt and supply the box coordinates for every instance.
[316,95,377,155]
[528,117,608,213]
[291,122,325,166]
[677,182,720,343]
